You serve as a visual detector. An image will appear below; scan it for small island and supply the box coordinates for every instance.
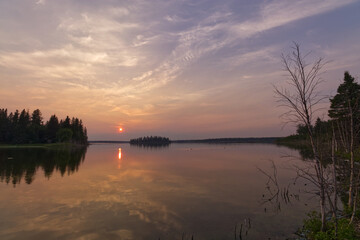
[130,136,170,147]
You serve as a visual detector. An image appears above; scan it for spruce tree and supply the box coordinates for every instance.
[328,71,360,209]
[329,71,360,121]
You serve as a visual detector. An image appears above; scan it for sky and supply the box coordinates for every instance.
[0,0,360,140]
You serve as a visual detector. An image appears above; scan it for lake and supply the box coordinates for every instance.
[0,143,317,239]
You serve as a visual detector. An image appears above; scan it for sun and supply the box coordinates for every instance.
[118,127,123,133]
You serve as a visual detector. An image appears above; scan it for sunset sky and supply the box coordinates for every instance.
[1,0,360,140]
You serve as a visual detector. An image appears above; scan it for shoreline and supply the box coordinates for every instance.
[0,143,88,149]
[89,137,281,144]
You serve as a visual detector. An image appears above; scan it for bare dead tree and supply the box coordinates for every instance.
[274,42,329,231]
[331,124,338,237]
[337,100,360,210]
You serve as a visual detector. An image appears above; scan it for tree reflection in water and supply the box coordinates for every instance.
[0,146,87,186]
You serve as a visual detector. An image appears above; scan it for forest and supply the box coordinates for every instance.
[0,108,88,145]
[274,43,360,239]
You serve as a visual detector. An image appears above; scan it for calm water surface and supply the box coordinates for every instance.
[0,143,317,239]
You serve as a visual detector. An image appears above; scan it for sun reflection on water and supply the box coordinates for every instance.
[118,148,122,169]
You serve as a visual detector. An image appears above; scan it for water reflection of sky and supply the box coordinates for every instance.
[0,144,316,239]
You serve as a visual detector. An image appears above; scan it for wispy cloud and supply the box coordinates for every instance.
[232,0,356,38]
[0,0,359,139]
[36,0,46,5]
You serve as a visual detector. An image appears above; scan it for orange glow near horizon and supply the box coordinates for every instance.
[119,127,123,133]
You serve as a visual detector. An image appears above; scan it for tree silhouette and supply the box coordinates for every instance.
[130,136,170,146]
[328,71,360,209]
[274,42,329,231]
[0,108,88,145]
[46,115,59,143]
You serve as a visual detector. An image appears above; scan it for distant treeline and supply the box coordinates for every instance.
[279,116,360,148]
[0,108,88,145]
[130,136,170,146]
[173,137,279,144]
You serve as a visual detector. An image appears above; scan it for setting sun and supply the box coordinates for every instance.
[119,127,123,132]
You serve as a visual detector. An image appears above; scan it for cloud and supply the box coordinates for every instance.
[232,0,356,38]
[0,45,108,83]
[36,0,46,5]
[0,0,359,139]
[2,0,355,94]
[164,15,187,23]
[124,0,357,95]
[107,7,130,17]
